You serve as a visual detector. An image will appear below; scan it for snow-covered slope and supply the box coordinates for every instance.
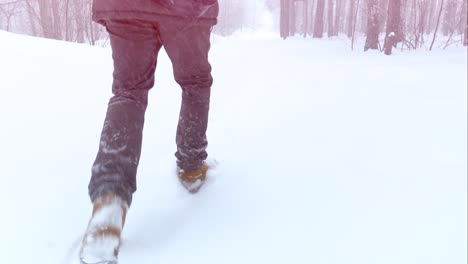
[0,30,466,264]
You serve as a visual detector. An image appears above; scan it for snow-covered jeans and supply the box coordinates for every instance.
[88,19,213,206]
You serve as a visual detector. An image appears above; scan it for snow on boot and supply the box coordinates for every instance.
[178,162,208,193]
[79,193,128,264]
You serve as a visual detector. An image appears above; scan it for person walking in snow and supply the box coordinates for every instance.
[79,1,218,263]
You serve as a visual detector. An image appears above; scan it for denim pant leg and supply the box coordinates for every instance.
[88,20,162,207]
[159,21,214,172]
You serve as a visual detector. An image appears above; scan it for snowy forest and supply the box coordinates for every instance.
[0,0,467,52]
[279,0,468,53]
[0,1,466,263]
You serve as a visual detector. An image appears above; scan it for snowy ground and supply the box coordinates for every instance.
[0,30,466,264]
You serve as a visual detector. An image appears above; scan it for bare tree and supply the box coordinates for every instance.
[465,22,467,45]
[429,0,444,50]
[64,0,71,41]
[403,0,429,50]
[350,0,360,49]
[24,0,38,36]
[442,0,458,36]
[347,0,357,37]
[50,0,61,39]
[328,0,335,36]
[364,0,380,51]
[280,0,291,38]
[384,0,402,55]
[37,0,53,38]
[359,0,368,33]
[212,0,248,36]
[463,0,467,45]
[313,0,325,37]
[84,0,102,45]
[443,0,467,48]
[307,0,316,35]
[303,0,310,37]
[0,1,20,32]
[416,0,429,48]
[379,0,389,32]
[277,0,330,39]
[425,0,435,34]
[289,0,296,35]
[334,0,344,35]
[459,0,467,32]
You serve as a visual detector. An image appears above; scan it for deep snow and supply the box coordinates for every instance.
[0,30,466,264]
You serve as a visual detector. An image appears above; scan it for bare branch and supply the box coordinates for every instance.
[0,0,27,6]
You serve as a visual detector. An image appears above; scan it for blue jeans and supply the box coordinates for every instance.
[88,19,213,206]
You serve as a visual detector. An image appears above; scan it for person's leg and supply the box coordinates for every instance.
[88,19,162,207]
[158,20,214,172]
[81,19,162,262]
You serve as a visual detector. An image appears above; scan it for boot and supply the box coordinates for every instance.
[79,193,128,264]
[178,162,208,193]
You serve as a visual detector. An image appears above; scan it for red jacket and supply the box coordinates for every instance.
[92,0,218,25]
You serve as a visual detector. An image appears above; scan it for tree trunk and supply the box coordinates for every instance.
[313,0,325,37]
[429,0,444,50]
[379,0,389,32]
[65,0,71,41]
[404,0,415,38]
[334,0,344,35]
[416,0,429,48]
[360,0,368,34]
[37,0,54,38]
[426,0,437,34]
[25,0,38,36]
[0,6,8,31]
[306,0,316,35]
[442,0,457,36]
[51,0,62,39]
[291,0,297,35]
[384,0,401,55]
[351,0,360,49]
[347,0,357,37]
[280,0,291,39]
[304,0,309,37]
[464,23,468,46]
[328,0,334,37]
[0,7,14,32]
[6,17,11,32]
[460,0,467,34]
[364,0,380,51]
[464,0,468,46]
